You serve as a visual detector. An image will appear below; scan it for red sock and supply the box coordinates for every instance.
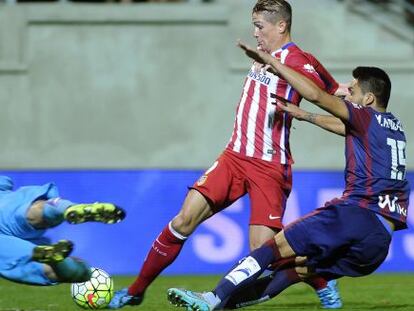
[305,275,328,291]
[128,223,186,296]
[270,257,296,271]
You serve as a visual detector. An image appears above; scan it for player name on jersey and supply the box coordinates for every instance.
[375,114,404,132]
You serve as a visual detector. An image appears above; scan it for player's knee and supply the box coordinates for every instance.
[172,205,210,236]
[171,213,197,236]
[44,264,59,282]
[172,190,213,235]
[26,200,47,228]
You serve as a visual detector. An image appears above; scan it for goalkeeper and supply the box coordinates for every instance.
[0,175,125,285]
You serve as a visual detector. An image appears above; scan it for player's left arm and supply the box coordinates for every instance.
[238,41,350,122]
[272,95,345,136]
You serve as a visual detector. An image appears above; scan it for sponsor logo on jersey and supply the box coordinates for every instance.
[378,194,407,216]
[375,115,404,132]
[248,69,271,85]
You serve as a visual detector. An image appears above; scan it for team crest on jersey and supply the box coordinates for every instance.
[197,175,208,186]
[303,64,316,73]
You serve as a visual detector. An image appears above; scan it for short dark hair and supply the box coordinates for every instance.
[352,66,392,108]
[253,0,292,32]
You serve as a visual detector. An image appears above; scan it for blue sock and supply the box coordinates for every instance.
[262,268,301,298]
[52,257,91,283]
[218,268,301,309]
[214,240,279,301]
[217,273,273,309]
[42,198,74,227]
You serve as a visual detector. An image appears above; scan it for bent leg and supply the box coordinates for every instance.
[215,225,281,308]
[112,153,245,309]
[0,234,54,285]
[213,231,295,303]
[127,189,214,299]
[167,231,296,310]
[221,258,303,309]
[0,234,91,285]
[28,199,125,229]
[27,199,73,229]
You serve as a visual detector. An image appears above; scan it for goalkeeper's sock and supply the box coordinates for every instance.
[42,198,74,227]
[128,222,187,297]
[51,257,91,283]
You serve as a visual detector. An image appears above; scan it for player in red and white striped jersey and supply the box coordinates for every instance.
[227,46,339,165]
[109,1,348,309]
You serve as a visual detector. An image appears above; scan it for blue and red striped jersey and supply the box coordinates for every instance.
[335,100,410,230]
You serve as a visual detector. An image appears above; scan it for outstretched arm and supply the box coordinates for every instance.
[238,41,350,122]
[275,100,345,136]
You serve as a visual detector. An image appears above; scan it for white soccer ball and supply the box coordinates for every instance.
[71,267,114,309]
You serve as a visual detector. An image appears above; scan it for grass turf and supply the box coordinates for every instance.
[0,274,412,310]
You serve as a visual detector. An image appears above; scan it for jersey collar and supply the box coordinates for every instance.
[271,42,296,57]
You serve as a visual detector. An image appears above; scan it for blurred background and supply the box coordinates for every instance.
[0,0,413,275]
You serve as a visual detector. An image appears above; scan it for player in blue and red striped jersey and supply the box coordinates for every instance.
[165,44,410,310]
[109,1,347,309]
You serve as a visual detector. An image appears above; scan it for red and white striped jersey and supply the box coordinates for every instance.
[226,42,338,165]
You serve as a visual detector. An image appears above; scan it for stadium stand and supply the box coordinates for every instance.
[406,0,414,25]
[10,0,210,2]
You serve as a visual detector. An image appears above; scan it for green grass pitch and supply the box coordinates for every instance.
[0,274,413,310]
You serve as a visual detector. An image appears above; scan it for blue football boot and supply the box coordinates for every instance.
[317,279,343,309]
[167,288,214,311]
[108,288,143,309]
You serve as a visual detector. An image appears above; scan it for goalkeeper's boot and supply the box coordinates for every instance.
[167,288,218,311]
[32,240,74,264]
[64,203,125,224]
[317,280,343,309]
[108,288,143,309]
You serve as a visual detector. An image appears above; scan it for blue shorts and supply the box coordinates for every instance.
[0,182,59,285]
[284,203,392,279]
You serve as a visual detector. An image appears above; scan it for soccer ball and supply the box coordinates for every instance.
[71,267,113,309]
